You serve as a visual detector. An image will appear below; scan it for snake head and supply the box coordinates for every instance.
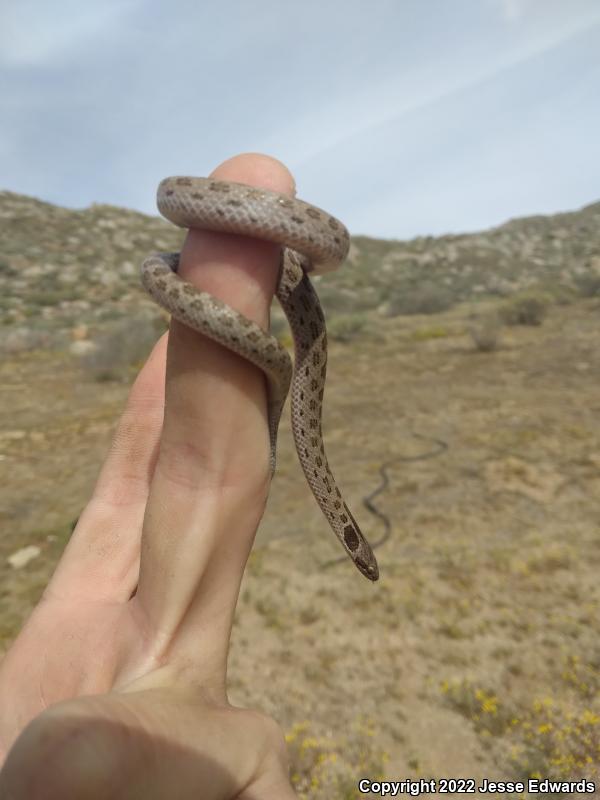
[354,555,379,582]
[342,505,379,581]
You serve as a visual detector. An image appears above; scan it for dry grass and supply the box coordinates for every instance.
[1,288,599,796]
[286,719,388,798]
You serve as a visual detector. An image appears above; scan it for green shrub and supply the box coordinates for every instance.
[574,273,600,298]
[411,326,448,341]
[536,281,578,306]
[499,293,548,326]
[327,313,368,342]
[384,281,454,316]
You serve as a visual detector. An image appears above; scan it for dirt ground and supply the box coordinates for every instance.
[1,297,599,798]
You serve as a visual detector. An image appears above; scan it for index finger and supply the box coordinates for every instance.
[134,154,296,680]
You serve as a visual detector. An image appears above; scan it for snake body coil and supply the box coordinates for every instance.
[141,176,379,581]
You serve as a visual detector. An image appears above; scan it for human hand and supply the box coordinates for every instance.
[0,153,298,799]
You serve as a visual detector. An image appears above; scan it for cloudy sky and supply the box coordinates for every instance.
[1,0,599,238]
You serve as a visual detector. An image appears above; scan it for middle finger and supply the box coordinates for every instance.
[133,154,295,679]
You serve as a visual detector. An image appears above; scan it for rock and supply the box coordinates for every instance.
[8,545,41,569]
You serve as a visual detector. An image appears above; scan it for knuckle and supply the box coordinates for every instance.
[245,709,290,765]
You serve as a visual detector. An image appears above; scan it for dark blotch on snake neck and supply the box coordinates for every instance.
[343,526,360,551]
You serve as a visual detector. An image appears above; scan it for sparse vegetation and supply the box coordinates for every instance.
[384,281,455,316]
[441,679,513,736]
[441,668,600,781]
[467,312,502,352]
[78,315,162,381]
[574,272,600,298]
[499,292,548,326]
[327,313,368,342]
[411,326,449,341]
[509,698,600,782]
[1,190,599,790]
[286,719,388,799]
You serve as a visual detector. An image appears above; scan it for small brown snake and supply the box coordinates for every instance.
[141,176,379,581]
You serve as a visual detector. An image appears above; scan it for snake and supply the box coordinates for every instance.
[141,176,379,582]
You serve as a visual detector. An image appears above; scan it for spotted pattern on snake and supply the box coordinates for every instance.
[141,176,379,581]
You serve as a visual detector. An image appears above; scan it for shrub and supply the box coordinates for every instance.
[508,697,600,782]
[411,326,448,341]
[440,679,513,737]
[467,312,501,352]
[286,718,388,799]
[574,273,600,298]
[79,316,160,381]
[384,281,454,317]
[499,293,548,326]
[327,313,368,342]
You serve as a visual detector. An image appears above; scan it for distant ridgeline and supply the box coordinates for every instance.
[1,189,599,352]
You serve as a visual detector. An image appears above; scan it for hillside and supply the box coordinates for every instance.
[1,190,600,352]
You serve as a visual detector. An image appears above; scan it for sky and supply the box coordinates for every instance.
[1,0,599,239]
